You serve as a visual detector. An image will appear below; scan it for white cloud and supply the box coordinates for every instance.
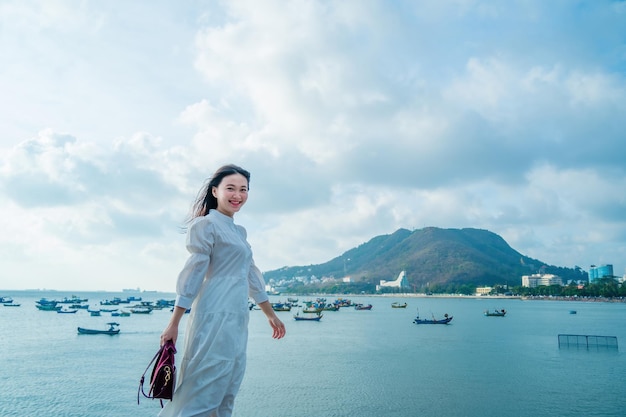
[1,0,625,290]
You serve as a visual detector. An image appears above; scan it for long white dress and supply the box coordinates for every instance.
[159,209,269,417]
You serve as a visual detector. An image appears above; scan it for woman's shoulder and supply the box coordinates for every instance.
[188,215,219,236]
[190,212,235,231]
[189,215,212,227]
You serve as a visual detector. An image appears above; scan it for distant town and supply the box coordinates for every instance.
[265,264,626,299]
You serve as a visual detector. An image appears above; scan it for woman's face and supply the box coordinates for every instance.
[212,173,249,217]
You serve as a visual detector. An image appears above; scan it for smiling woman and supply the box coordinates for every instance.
[157,164,286,417]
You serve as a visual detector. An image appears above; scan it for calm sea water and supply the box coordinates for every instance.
[1,291,625,417]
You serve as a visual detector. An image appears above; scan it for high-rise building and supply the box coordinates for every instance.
[588,264,614,282]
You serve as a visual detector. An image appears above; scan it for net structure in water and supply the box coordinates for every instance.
[558,334,618,349]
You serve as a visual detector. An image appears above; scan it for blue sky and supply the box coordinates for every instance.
[1,0,625,291]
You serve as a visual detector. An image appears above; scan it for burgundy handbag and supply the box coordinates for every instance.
[138,340,177,407]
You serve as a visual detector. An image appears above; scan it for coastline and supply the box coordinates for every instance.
[3,289,624,304]
[275,292,626,303]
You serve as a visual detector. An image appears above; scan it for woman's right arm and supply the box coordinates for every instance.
[161,218,214,346]
[160,306,187,345]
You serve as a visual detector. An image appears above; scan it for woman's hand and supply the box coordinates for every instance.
[257,300,286,339]
[160,323,179,346]
[268,315,286,339]
[160,306,187,346]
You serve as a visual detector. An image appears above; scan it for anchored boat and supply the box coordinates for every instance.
[77,322,120,335]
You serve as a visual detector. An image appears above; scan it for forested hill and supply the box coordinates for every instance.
[263,227,587,290]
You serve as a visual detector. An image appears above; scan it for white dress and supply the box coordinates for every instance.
[159,209,269,417]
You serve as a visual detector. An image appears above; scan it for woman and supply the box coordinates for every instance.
[159,164,286,417]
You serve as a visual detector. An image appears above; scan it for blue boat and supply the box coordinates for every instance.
[77,322,120,335]
[293,311,323,321]
[484,309,506,317]
[413,313,453,324]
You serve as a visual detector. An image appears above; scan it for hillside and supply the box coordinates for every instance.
[263,227,586,290]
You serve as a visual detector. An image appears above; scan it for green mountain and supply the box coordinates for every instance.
[263,227,587,291]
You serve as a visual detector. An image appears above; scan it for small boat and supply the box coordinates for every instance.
[391,302,407,308]
[111,310,131,317]
[59,296,88,304]
[484,309,506,317]
[271,303,291,312]
[354,303,373,310]
[36,304,62,311]
[569,310,577,314]
[57,308,78,314]
[77,322,120,335]
[293,311,323,321]
[36,298,58,306]
[413,313,453,325]
[3,302,20,307]
[130,306,152,314]
[333,298,353,307]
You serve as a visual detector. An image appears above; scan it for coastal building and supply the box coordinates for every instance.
[522,273,563,288]
[376,270,409,291]
[588,264,614,283]
[475,286,493,296]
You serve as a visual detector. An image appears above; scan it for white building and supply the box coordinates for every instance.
[376,271,409,291]
[522,273,563,288]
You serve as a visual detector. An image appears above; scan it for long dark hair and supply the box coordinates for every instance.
[187,164,251,223]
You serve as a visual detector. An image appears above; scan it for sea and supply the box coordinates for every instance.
[1,290,625,417]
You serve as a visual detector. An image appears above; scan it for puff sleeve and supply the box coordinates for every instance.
[175,218,214,309]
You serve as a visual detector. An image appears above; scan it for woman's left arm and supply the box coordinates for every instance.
[257,300,286,339]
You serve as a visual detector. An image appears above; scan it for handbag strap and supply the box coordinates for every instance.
[137,344,166,404]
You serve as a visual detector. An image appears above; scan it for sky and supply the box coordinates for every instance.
[1,0,625,292]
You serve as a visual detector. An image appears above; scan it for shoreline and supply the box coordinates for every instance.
[3,289,625,304]
[281,293,626,303]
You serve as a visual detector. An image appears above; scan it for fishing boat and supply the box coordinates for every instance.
[36,303,62,311]
[293,311,323,321]
[484,309,506,317]
[77,322,120,335]
[271,302,291,312]
[59,296,88,304]
[354,303,373,310]
[413,312,453,324]
[130,306,152,314]
[391,302,408,308]
[334,298,353,307]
